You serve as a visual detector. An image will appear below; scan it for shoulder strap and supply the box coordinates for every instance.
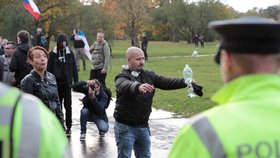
[101,42,106,53]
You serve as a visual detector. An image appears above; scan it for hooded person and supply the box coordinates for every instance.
[47,33,79,136]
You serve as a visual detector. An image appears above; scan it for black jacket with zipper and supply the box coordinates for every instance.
[114,69,187,127]
[20,70,65,126]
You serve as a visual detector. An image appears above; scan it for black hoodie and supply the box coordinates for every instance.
[47,34,78,86]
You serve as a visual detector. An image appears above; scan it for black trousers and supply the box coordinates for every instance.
[89,68,107,87]
[57,83,72,129]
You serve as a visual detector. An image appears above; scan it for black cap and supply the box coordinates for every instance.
[57,33,68,44]
[209,16,280,64]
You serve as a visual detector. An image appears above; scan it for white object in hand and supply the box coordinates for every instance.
[183,64,196,98]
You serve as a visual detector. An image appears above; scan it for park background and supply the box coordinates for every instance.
[0,0,280,117]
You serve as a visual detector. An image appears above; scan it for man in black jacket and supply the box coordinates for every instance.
[9,30,33,88]
[114,47,189,158]
[47,33,78,136]
[72,79,109,140]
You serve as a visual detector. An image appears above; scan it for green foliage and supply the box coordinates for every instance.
[259,5,280,20]
[0,0,278,46]
[114,0,151,45]
[0,3,37,41]
[80,5,114,44]
[150,0,236,42]
[78,40,223,117]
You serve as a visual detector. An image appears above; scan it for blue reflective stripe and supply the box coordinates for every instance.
[192,115,226,158]
[18,94,41,158]
[0,106,13,125]
[62,145,72,158]
[0,83,11,97]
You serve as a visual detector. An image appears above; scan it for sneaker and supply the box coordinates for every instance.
[80,133,86,141]
[99,132,105,137]
[65,129,71,137]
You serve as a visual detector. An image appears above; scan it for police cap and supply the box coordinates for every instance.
[208,16,280,64]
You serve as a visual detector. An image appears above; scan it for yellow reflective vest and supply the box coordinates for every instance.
[169,74,280,158]
[0,83,71,158]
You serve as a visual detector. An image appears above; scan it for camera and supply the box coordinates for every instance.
[89,84,96,91]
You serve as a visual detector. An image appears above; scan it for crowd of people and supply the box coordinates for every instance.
[1,15,280,158]
[0,28,112,157]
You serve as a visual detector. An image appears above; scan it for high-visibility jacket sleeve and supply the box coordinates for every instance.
[12,93,71,158]
[168,124,211,158]
[38,99,70,158]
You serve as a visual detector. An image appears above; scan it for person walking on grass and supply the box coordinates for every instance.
[89,32,111,87]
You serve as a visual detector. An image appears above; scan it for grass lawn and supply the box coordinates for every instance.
[73,40,223,117]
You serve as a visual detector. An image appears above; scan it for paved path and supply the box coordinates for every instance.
[69,92,189,158]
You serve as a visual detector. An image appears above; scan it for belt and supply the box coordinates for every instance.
[116,119,148,128]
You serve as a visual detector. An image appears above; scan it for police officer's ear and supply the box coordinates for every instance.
[221,50,233,68]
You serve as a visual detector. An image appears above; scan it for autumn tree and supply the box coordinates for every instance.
[113,0,151,47]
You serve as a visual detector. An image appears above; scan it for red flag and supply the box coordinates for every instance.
[23,0,40,21]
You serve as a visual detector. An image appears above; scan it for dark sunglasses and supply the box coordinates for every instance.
[4,47,14,50]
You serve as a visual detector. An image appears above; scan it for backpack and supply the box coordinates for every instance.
[40,35,47,47]
[103,87,112,109]
[107,44,112,57]
[94,42,112,58]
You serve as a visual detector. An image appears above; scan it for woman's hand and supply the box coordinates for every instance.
[88,86,95,99]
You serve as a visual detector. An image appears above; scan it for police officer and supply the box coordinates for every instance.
[0,83,71,158]
[169,16,280,158]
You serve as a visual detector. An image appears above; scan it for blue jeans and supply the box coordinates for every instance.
[80,108,109,134]
[114,121,151,158]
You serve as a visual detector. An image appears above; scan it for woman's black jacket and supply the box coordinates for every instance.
[20,70,64,125]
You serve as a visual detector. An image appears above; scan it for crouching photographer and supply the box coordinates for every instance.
[72,79,109,140]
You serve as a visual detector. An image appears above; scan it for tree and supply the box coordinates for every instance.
[260,5,280,21]
[79,4,114,44]
[188,0,235,42]
[114,0,150,47]
[0,0,114,50]
[0,3,37,42]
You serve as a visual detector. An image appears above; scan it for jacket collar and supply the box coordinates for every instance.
[52,46,71,54]
[30,69,47,81]
[212,74,280,105]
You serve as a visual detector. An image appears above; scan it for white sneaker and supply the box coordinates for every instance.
[80,133,86,141]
